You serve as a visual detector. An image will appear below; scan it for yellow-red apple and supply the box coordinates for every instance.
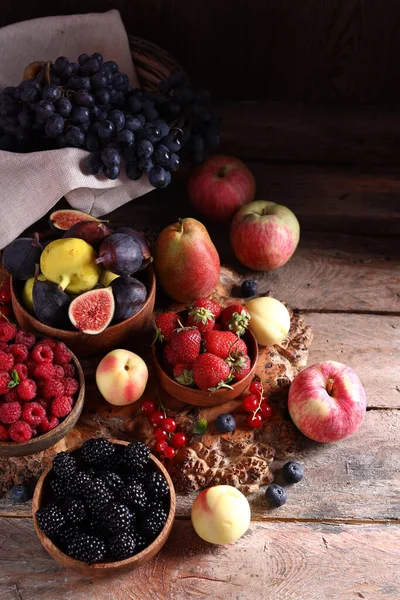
[231,200,300,270]
[96,349,148,405]
[288,361,366,443]
[188,156,255,222]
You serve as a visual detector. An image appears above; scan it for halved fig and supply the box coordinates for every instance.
[69,287,115,334]
[49,209,103,235]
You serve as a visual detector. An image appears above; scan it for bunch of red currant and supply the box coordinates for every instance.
[0,280,12,322]
[140,399,187,459]
[243,380,273,428]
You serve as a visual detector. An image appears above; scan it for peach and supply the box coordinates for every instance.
[245,297,290,345]
[191,485,251,544]
[96,349,148,406]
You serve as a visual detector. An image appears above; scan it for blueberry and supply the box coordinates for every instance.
[215,413,236,433]
[265,484,287,508]
[282,461,304,484]
[11,484,31,503]
[241,280,258,298]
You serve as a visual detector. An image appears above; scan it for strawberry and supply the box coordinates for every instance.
[230,354,251,381]
[190,298,222,319]
[186,306,215,334]
[169,327,201,363]
[193,353,233,391]
[220,304,251,336]
[163,344,179,369]
[203,330,248,359]
[153,311,180,343]
[173,363,194,386]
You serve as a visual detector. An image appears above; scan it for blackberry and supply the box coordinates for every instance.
[36,503,66,537]
[67,533,107,564]
[122,441,150,471]
[108,532,136,561]
[63,498,86,524]
[52,452,77,479]
[100,502,134,534]
[130,531,147,553]
[145,471,169,501]
[119,481,147,510]
[50,478,72,501]
[99,471,124,494]
[57,526,80,549]
[69,471,92,497]
[140,507,167,540]
[81,438,115,466]
[85,478,114,512]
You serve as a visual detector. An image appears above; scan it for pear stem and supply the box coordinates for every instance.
[58,275,70,291]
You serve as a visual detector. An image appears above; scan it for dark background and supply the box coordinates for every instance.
[2,0,400,104]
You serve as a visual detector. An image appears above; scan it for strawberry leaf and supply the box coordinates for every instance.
[193,418,208,435]
[8,369,20,388]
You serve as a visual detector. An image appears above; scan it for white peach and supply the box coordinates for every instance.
[191,485,251,544]
[245,297,290,345]
[96,349,148,406]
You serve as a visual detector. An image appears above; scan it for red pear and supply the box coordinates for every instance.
[154,218,220,303]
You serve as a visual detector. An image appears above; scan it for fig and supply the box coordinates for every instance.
[96,233,142,275]
[114,227,152,270]
[2,235,43,280]
[63,221,113,247]
[111,275,147,321]
[69,287,115,334]
[32,279,71,328]
[22,274,46,313]
[40,238,101,294]
[100,270,119,286]
[49,209,103,235]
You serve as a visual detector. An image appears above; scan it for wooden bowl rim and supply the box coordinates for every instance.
[0,349,85,454]
[10,264,156,339]
[32,439,176,571]
[152,310,259,398]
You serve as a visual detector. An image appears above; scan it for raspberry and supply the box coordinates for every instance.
[4,388,19,402]
[53,365,65,379]
[25,360,37,377]
[0,402,22,424]
[0,371,11,394]
[0,322,17,343]
[22,402,46,426]
[62,363,75,378]
[9,421,33,442]
[52,396,73,418]
[0,424,8,440]
[0,342,10,353]
[14,363,28,381]
[63,378,79,396]
[39,416,59,433]
[40,337,57,350]
[0,351,14,371]
[17,379,37,401]
[53,342,72,365]
[34,363,55,381]
[32,344,54,364]
[43,379,64,399]
[9,344,29,363]
[15,331,36,348]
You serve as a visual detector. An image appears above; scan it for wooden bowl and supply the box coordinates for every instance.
[11,266,156,358]
[152,313,259,407]
[0,350,85,457]
[32,439,176,576]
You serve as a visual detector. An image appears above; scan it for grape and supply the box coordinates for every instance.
[124,115,142,133]
[154,144,170,167]
[18,107,34,128]
[144,124,162,144]
[71,106,90,124]
[36,101,55,121]
[65,126,85,147]
[84,132,99,151]
[21,86,40,104]
[2,86,17,97]
[169,153,180,171]
[153,119,169,138]
[126,162,142,180]
[142,103,158,122]
[92,72,108,90]
[45,114,65,138]
[118,130,134,147]
[149,166,170,189]
[1,97,19,117]
[138,157,154,173]
[83,152,103,175]
[136,114,146,127]
[97,108,108,120]
[75,90,94,107]
[91,53,104,64]
[42,84,62,102]
[80,122,90,134]
[81,59,101,76]
[15,126,32,147]
[54,56,69,75]
[2,117,19,135]
[98,120,115,140]
[101,147,121,168]
[174,86,195,104]
[56,97,72,117]
[104,165,120,179]
[122,146,136,163]
[103,61,118,73]
[128,96,142,113]
[109,110,125,132]
[161,133,181,152]
[94,89,110,106]
[137,139,153,158]
[78,54,90,66]
[113,73,129,91]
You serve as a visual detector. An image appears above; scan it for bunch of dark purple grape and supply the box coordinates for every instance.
[0,53,220,189]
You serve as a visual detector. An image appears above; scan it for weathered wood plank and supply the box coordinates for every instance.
[0,518,399,600]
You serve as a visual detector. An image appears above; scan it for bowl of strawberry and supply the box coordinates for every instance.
[0,322,85,457]
[152,298,258,407]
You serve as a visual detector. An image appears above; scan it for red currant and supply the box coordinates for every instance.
[247,413,263,429]
[149,410,165,427]
[171,432,187,449]
[249,380,263,398]
[154,441,168,454]
[243,395,259,413]
[163,417,176,433]
[141,399,156,415]
[154,428,168,442]
[0,287,11,304]
[0,305,12,322]
[260,403,273,418]
[164,445,176,459]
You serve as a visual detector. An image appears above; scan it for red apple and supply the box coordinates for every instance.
[288,361,366,443]
[188,155,255,222]
[231,200,300,270]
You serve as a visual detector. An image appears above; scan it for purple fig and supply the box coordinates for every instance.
[111,275,147,321]
[96,233,142,275]
[114,227,152,270]
[63,221,113,247]
[2,234,42,280]
[32,279,70,328]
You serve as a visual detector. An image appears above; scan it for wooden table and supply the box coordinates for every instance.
[1,103,399,600]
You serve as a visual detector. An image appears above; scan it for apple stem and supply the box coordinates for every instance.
[178,218,184,233]
[326,378,334,395]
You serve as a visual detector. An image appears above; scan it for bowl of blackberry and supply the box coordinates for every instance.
[32,438,176,575]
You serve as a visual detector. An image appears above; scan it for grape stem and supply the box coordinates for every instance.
[44,61,52,85]
[252,384,264,417]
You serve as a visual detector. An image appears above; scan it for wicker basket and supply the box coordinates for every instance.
[129,36,186,92]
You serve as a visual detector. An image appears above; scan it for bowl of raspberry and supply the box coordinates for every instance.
[152,301,258,407]
[32,438,176,575]
[0,324,85,457]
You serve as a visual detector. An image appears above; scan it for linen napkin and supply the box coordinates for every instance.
[0,10,153,249]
